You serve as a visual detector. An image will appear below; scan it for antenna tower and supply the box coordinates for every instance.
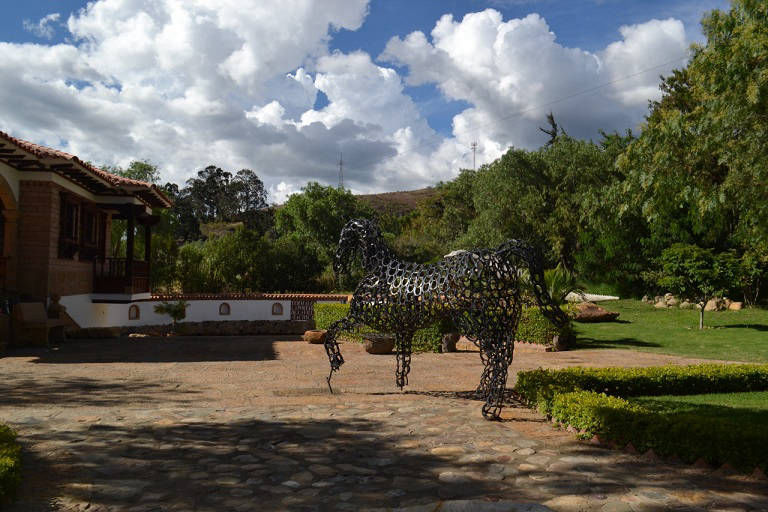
[338,151,344,189]
[470,141,478,170]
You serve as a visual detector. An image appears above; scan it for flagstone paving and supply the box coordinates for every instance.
[0,336,766,511]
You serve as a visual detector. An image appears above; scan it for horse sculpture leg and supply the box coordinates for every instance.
[324,316,357,393]
[480,338,513,420]
[395,333,413,389]
[476,348,491,396]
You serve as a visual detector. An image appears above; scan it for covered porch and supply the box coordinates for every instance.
[93,204,160,296]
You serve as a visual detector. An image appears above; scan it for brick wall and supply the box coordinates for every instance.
[17,181,55,300]
[16,181,97,300]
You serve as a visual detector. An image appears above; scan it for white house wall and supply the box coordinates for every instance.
[60,295,292,328]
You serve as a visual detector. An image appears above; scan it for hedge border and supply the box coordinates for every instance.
[549,390,767,471]
[514,364,768,471]
[314,303,571,351]
[0,424,22,504]
[313,303,447,352]
[515,363,768,415]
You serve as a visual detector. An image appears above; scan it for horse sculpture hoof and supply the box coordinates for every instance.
[482,404,502,421]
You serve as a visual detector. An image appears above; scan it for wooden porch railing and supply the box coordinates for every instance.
[93,257,150,294]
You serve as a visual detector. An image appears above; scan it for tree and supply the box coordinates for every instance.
[464,134,618,271]
[229,169,269,230]
[185,166,233,222]
[657,244,740,329]
[394,171,477,263]
[274,182,374,264]
[153,300,189,334]
[617,0,768,271]
[103,160,161,184]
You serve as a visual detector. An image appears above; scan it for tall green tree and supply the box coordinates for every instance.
[618,0,768,260]
[275,182,374,264]
[463,133,619,271]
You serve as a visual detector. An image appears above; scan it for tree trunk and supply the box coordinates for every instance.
[699,307,704,329]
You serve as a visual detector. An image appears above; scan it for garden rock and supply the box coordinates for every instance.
[363,334,395,354]
[705,298,726,311]
[572,302,620,323]
[679,301,694,309]
[654,301,668,309]
[666,296,680,307]
[303,330,327,344]
[729,301,743,311]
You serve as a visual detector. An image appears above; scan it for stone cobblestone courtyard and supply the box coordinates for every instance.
[1,336,766,512]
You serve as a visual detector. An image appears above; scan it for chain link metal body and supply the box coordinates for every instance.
[325,219,568,420]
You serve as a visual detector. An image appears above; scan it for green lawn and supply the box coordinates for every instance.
[631,391,768,424]
[573,299,768,362]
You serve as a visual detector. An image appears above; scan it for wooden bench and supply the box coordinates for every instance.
[11,302,68,346]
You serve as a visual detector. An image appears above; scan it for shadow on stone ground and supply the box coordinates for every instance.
[9,416,508,511]
[0,375,200,408]
[7,407,768,512]
[6,336,283,364]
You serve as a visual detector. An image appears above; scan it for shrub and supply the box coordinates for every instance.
[0,424,21,503]
[516,306,571,346]
[549,390,767,471]
[515,364,768,415]
[313,303,451,352]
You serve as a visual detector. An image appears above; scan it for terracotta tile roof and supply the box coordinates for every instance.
[150,293,350,301]
[0,130,172,207]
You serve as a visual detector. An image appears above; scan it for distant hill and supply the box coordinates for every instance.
[356,187,437,216]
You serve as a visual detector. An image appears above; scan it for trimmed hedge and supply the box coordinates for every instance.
[550,390,768,471]
[313,303,449,352]
[515,364,768,471]
[0,424,21,504]
[515,364,768,415]
[516,306,572,346]
[314,303,352,331]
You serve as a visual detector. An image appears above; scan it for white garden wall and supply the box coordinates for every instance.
[61,295,291,328]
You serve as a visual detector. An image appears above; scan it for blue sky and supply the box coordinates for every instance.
[0,0,730,198]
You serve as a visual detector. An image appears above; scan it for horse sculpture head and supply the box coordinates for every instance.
[334,218,382,275]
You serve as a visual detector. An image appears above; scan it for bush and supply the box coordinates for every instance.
[516,306,571,346]
[0,424,21,503]
[515,364,768,415]
[314,303,351,331]
[549,390,767,471]
[313,303,450,352]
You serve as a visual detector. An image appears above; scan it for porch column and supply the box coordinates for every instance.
[144,223,151,263]
[126,207,135,292]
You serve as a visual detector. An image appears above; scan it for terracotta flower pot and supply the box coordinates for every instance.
[303,329,327,344]
[363,334,395,354]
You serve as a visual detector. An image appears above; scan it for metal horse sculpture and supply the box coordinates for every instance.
[324,219,569,420]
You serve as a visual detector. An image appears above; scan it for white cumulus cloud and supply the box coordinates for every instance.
[2,3,692,202]
[23,13,61,40]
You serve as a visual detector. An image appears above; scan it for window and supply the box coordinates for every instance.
[219,302,231,316]
[58,195,80,259]
[78,209,103,260]
[58,194,105,260]
[128,305,140,320]
[271,302,283,316]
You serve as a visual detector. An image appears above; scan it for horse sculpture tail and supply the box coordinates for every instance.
[495,240,571,331]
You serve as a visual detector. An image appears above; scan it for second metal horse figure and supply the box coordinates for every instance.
[324,219,569,420]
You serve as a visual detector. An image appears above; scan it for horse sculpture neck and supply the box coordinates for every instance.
[359,233,397,273]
